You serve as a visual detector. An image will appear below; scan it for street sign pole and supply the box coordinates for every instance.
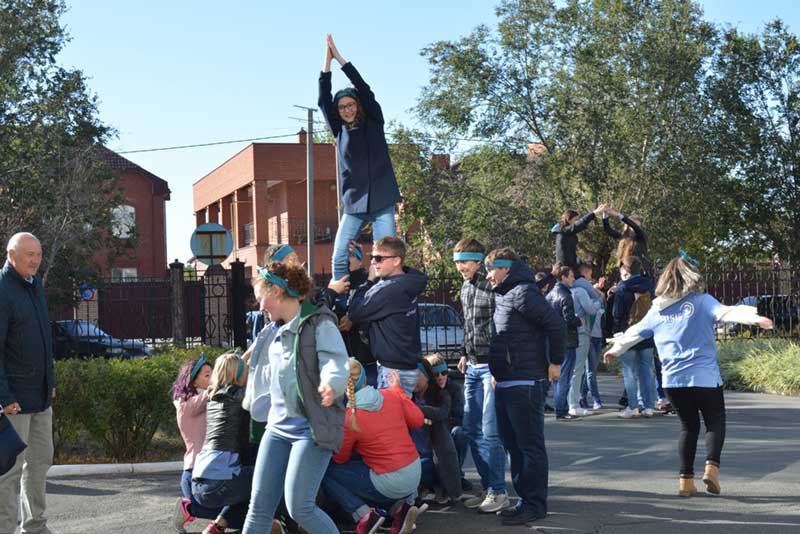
[306,108,315,275]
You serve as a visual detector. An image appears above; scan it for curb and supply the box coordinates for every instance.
[48,461,182,478]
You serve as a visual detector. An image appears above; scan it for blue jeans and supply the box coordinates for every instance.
[191,466,254,530]
[243,432,336,534]
[553,348,577,417]
[568,335,590,411]
[621,347,657,410]
[451,426,467,477]
[181,469,226,521]
[323,457,408,522]
[332,204,396,280]
[581,337,604,405]
[377,365,419,398]
[495,382,548,515]
[462,365,506,492]
[654,353,666,400]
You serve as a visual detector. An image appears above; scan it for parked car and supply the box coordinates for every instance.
[52,320,152,359]
[715,294,799,337]
[419,303,464,362]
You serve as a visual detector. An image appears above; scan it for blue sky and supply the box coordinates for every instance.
[56,1,799,263]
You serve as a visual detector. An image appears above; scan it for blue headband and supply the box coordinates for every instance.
[235,358,245,381]
[453,252,485,262]
[431,362,448,374]
[678,248,700,267]
[190,356,207,382]
[257,265,300,298]
[270,244,294,262]
[487,259,514,269]
[417,361,433,381]
[352,246,363,261]
[354,364,366,391]
[334,88,358,104]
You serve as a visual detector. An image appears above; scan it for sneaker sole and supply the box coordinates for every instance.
[367,517,385,534]
[702,477,721,494]
[399,506,419,534]
[479,500,511,514]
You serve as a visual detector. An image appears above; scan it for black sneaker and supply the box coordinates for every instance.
[501,508,546,526]
[544,404,555,413]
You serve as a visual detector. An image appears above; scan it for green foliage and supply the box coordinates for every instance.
[718,339,800,395]
[1,0,129,309]
[413,0,791,266]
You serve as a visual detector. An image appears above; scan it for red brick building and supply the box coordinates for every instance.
[97,146,171,279]
[193,131,342,277]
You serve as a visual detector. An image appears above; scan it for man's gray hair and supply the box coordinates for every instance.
[6,232,41,255]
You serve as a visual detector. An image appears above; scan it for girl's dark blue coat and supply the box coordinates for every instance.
[318,62,401,215]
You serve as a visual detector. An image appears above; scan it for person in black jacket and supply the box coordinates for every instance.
[485,248,565,525]
[0,233,54,534]
[603,208,652,275]
[551,205,607,269]
[319,34,401,284]
[347,237,428,398]
[546,267,584,421]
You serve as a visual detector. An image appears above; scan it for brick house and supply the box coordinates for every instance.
[96,146,171,279]
[193,130,343,277]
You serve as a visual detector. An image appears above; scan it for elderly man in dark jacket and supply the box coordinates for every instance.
[485,248,565,526]
[0,232,54,534]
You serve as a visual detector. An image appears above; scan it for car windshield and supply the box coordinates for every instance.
[420,306,461,327]
[67,321,110,338]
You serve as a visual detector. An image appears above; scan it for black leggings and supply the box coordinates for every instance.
[664,386,726,477]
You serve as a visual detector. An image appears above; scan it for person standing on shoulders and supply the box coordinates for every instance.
[0,233,55,534]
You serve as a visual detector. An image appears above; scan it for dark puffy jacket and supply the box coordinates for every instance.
[603,214,652,274]
[203,384,252,463]
[317,268,375,367]
[489,261,566,382]
[546,281,582,349]
[612,275,655,350]
[318,62,402,215]
[413,386,462,499]
[553,212,596,269]
[348,267,428,370]
[0,261,54,413]
[460,271,494,365]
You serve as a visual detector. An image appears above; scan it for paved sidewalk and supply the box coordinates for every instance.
[43,375,800,533]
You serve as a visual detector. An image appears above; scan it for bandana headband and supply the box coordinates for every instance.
[678,248,700,267]
[190,356,207,382]
[235,358,245,381]
[270,244,294,262]
[352,246,363,261]
[453,252,485,262]
[257,265,300,298]
[487,259,514,269]
[431,362,448,374]
[354,364,366,391]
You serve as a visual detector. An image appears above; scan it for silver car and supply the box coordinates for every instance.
[419,303,464,361]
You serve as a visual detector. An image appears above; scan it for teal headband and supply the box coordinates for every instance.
[190,355,207,382]
[453,252,485,262]
[257,265,300,298]
[417,361,433,381]
[487,259,514,269]
[678,248,700,267]
[334,88,359,104]
[270,244,294,262]
[235,358,245,381]
[431,362,448,374]
[352,246,363,261]
[354,364,366,391]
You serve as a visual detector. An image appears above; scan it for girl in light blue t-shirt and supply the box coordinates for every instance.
[605,255,772,498]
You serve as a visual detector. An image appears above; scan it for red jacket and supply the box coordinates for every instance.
[333,386,424,474]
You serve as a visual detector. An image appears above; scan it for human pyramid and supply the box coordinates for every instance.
[169,35,775,534]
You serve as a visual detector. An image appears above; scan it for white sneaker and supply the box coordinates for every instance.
[656,398,669,410]
[593,402,603,410]
[618,406,640,419]
[569,407,594,417]
[462,492,485,509]
[478,491,510,513]
[643,408,655,418]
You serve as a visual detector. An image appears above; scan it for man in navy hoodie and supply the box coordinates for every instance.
[612,256,657,418]
[485,248,565,526]
[348,237,428,397]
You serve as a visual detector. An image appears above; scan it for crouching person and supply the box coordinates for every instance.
[323,360,424,534]
[191,353,252,534]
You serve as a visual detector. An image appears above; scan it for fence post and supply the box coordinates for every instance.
[170,260,186,348]
[230,259,247,350]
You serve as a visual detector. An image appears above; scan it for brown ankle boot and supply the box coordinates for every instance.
[678,477,698,497]
[703,463,721,494]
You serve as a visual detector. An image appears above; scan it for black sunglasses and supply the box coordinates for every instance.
[370,254,398,263]
[436,371,448,377]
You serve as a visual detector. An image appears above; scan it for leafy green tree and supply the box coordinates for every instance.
[1,0,128,307]
[708,20,800,262]
[416,0,739,269]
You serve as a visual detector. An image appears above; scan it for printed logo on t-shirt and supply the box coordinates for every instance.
[661,301,695,324]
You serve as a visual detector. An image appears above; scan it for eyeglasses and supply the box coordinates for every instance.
[370,255,398,263]
[338,102,357,112]
[436,371,448,377]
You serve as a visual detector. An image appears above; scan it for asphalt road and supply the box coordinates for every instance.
[43,375,800,534]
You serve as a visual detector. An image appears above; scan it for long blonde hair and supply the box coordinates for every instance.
[655,257,706,299]
[346,358,362,432]
[208,352,242,398]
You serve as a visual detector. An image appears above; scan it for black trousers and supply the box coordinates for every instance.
[664,386,726,477]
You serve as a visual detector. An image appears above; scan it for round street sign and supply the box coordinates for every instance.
[191,223,233,265]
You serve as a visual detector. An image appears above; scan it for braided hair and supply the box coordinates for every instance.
[346,358,363,432]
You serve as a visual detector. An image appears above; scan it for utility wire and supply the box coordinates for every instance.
[117,132,300,154]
